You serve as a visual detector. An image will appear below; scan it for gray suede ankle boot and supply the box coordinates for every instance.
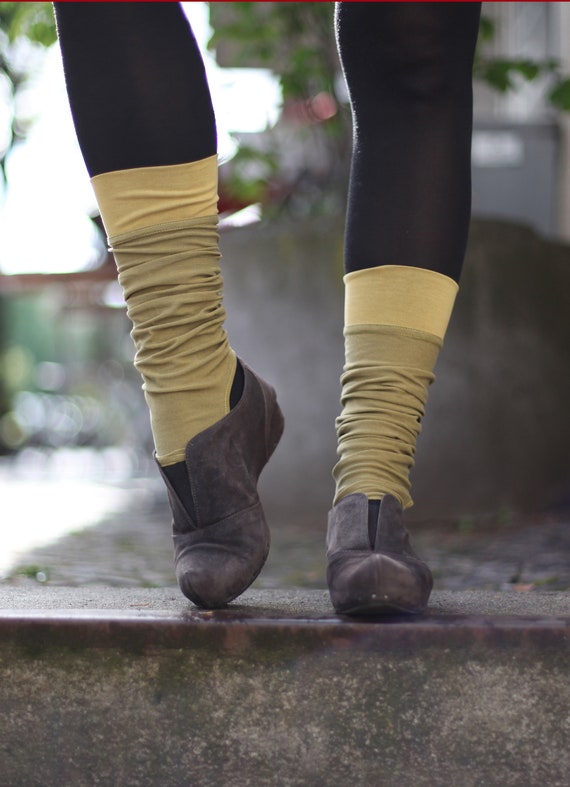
[158,361,284,608]
[326,493,433,616]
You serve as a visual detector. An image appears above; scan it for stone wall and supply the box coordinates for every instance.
[220,218,570,522]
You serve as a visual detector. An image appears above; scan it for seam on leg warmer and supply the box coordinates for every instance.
[91,155,219,236]
[344,264,458,338]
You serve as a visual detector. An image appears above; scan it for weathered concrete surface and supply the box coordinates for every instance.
[418,219,570,519]
[2,585,570,615]
[220,218,570,522]
[0,588,569,787]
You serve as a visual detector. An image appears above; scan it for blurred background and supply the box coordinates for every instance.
[1,2,570,593]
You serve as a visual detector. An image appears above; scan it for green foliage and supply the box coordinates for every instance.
[477,15,496,44]
[208,2,349,215]
[549,78,570,112]
[13,564,50,582]
[0,2,57,47]
[0,2,56,182]
[475,13,569,108]
[475,59,541,93]
[208,2,337,100]
[222,143,279,205]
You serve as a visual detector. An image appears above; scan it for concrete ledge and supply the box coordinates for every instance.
[1,589,569,786]
[1,587,570,649]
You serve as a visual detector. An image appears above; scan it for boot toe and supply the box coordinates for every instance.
[326,493,433,617]
[327,550,432,616]
[175,514,270,608]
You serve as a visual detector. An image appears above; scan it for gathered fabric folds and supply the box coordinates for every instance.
[109,215,235,466]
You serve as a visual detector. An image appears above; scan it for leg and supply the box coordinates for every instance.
[327,2,481,615]
[340,1,480,282]
[54,2,216,174]
[54,2,283,607]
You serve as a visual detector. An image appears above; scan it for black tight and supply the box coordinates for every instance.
[336,2,481,281]
[53,2,215,176]
[54,2,480,281]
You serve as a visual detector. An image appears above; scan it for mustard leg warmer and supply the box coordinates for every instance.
[91,155,236,466]
[333,265,458,508]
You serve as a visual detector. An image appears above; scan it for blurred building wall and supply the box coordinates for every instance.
[220,217,570,524]
[557,3,570,241]
[473,2,569,238]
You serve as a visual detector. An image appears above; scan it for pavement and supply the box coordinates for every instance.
[1,463,569,787]
[2,584,570,618]
[1,586,569,787]
[2,467,569,593]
